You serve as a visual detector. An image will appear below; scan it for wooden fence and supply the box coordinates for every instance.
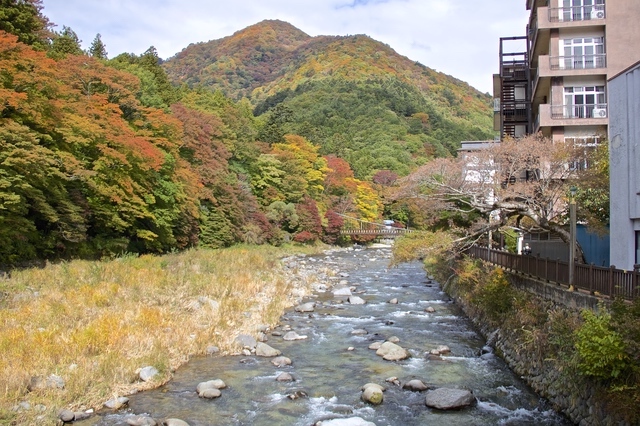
[467,245,640,301]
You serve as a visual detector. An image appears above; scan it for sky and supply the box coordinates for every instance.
[40,0,530,94]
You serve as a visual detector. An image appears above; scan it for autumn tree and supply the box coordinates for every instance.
[394,134,582,254]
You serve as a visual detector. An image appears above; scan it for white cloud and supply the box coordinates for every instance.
[40,0,529,93]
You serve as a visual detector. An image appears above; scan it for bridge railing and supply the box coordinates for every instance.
[467,245,640,301]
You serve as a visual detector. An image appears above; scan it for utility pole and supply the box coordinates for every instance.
[569,186,577,288]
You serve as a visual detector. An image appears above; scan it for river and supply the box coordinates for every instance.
[76,245,570,426]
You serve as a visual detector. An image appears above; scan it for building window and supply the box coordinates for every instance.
[562,0,606,22]
[563,86,606,118]
[562,37,605,70]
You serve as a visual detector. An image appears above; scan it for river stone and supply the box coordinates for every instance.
[376,342,410,361]
[271,356,292,367]
[73,411,92,421]
[126,415,157,426]
[103,396,129,409]
[316,417,376,426]
[255,342,281,357]
[387,336,400,343]
[165,419,190,426]
[388,298,398,304]
[348,296,366,305]
[58,409,75,422]
[425,388,476,410]
[234,334,257,349]
[425,306,436,313]
[430,345,451,355]
[368,341,383,350]
[361,383,386,392]
[276,372,295,382]
[361,386,384,405]
[198,388,221,399]
[351,329,368,335]
[333,287,352,296]
[403,379,429,391]
[139,366,159,382]
[196,379,226,394]
[295,302,316,312]
[283,331,308,341]
[206,345,220,355]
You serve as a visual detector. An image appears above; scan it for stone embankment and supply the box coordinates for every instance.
[443,273,628,426]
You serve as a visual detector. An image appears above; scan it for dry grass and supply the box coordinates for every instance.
[0,244,323,425]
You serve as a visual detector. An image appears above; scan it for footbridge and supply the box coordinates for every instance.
[338,214,413,237]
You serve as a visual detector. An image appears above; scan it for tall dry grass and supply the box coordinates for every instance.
[0,244,322,425]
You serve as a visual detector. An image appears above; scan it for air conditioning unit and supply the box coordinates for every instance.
[592,107,607,118]
[591,9,605,19]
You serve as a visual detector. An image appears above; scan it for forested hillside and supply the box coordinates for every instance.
[163,20,495,177]
[0,1,493,265]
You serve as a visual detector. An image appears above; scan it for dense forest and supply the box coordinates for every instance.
[0,1,494,266]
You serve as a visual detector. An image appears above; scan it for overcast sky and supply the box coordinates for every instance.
[40,0,530,94]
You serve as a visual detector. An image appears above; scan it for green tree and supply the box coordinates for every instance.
[0,0,50,49]
[47,26,83,60]
[89,33,107,59]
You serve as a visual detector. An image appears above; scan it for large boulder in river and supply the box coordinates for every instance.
[425,388,476,410]
[375,342,410,361]
[255,342,281,357]
[333,287,352,296]
[348,296,366,305]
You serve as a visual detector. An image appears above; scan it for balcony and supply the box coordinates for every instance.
[536,104,608,130]
[549,54,606,70]
[549,5,605,23]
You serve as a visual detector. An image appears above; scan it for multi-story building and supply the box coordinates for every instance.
[495,0,640,146]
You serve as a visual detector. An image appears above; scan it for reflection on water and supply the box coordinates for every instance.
[76,246,570,426]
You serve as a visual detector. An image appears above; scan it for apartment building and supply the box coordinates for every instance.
[494,0,640,145]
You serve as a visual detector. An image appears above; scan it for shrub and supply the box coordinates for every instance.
[574,309,630,380]
[473,268,514,322]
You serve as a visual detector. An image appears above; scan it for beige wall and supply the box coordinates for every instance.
[606,0,640,78]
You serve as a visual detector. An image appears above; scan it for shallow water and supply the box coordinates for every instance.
[78,246,571,426]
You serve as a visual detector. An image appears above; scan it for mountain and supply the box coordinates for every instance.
[164,20,494,178]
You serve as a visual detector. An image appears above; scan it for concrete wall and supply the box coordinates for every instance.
[606,0,640,79]
[609,62,640,270]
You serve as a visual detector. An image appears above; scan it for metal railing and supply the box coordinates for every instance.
[550,104,607,119]
[549,5,605,23]
[468,246,640,301]
[549,54,606,70]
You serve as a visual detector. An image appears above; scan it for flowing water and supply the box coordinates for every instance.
[78,246,570,426]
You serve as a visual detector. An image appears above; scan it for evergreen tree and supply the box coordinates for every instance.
[89,33,107,59]
[48,26,83,59]
[0,0,50,48]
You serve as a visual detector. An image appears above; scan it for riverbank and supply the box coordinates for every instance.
[0,245,329,425]
[432,255,639,425]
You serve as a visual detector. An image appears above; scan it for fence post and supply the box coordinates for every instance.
[589,263,594,295]
[556,259,560,284]
[634,265,640,300]
[609,265,616,299]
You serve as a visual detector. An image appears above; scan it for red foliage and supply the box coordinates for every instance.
[293,230,316,244]
[295,196,322,238]
[322,210,344,245]
[372,169,399,186]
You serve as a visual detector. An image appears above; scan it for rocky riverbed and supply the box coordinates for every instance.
[69,245,570,426]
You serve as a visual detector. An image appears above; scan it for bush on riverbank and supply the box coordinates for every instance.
[0,245,322,425]
[425,254,640,424]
